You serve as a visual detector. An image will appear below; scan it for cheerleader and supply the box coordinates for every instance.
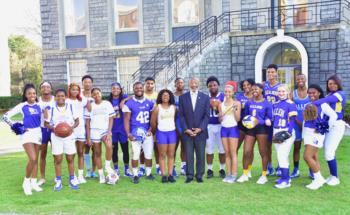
[237,83,272,185]
[219,81,241,183]
[67,83,91,183]
[312,75,346,186]
[272,85,297,189]
[37,81,55,186]
[3,84,43,195]
[86,88,116,184]
[303,84,337,190]
[44,89,80,191]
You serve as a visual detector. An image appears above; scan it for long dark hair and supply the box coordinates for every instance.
[326,75,343,94]
[22,83,38,102]
[308,84,325,99]
[108,83,124,105]
[240,78,255,91]
[156,89,175,105]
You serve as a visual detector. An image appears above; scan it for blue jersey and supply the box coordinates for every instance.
[273,99,297,133]
[3,102,41,129]
[314,90,346,120]
[244,99,273,125]
[236,92,250,109]
[293,89,310,122]
[111,94,128,133]
[264,81,282,105]
[122,97,154,131]
[209,92,225,124]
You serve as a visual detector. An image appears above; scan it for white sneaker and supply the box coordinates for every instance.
[256,176,268,185]
[326,176,340,186]
[37,178,46,186]
[222,176,231,183]
[306,178,326,190]
[99,174,106,184]
[22,179,32,196]
[248,171,252,178]
[227,176,236,184]
[274,179,291,189]
[237,174,249,183]
[31,179,43,192]
[78,175,87,184]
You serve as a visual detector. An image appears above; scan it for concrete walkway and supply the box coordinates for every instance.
[0,122,23,155]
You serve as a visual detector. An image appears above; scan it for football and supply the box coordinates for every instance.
[54,122,72,138]
[106,173,119,185]
[210,99,221,110]
[131,127,147,141]
[242,115,258,129]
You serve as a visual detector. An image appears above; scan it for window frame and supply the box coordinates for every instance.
[66,59,88,84]
[116,56,140,93]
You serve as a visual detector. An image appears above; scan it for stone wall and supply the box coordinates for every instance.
[40,0,60,50]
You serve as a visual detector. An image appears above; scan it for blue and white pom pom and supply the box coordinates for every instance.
[11,122,26,135]
[315,119,329,135]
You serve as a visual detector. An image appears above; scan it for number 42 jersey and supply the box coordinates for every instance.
[122,97,154,131]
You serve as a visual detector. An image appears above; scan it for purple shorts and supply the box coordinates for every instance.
[156,130,177,144]
[41,127,51,144]
[221,126,240,138]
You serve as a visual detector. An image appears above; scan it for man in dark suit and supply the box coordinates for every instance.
[179,77,210,183]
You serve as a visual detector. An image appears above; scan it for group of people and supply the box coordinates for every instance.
[3,64,346,195]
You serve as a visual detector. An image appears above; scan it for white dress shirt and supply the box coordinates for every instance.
[190,90,198,111]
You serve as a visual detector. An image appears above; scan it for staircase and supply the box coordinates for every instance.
[131,0,349,90]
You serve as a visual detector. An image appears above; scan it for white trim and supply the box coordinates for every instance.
[255,29,308,84]
[66,59,88,84]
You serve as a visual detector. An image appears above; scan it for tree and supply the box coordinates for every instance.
[8,35,42,95]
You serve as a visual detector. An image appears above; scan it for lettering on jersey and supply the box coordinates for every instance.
[250,105,263,110]
[273,108,285,117]
[28,107,39,115]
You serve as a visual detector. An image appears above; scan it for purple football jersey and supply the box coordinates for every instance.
[123,98,154,131]
[264,81,282,105]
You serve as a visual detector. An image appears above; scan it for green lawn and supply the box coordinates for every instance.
[0,137,350,215]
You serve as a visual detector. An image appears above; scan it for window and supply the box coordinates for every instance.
[117,57,140,93]
[64,0,87,35]
[67,60,87,84]
[172,0,199,26]
[115,0,138,31]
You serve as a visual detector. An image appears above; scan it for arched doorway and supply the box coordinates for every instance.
[255,29,308,89]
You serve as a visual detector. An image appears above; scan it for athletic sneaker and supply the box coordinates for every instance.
[146,174,155,180]
[69,179,79,190]
[256,176,268,185]
[133,176,139,184]
[267,166,275,176]
[138,167,145,177]
[37,178,46,186]
[168,175,176,183]
[91,172,98,178]
[31,179,43,192]
[290,168,300,178]
[156,167,162,176]
[326,176,340,186]
[172,166,177,177]
[99,174,106,184]
[275,168,282,177]
[247,171,252,178]
[219,169,226,178]
[78,175,87,184]
[181,165,186,176]
[207,169,214,179]
[54,179,62,191]
[237,174,249,183]
[124,168,133,177]
[161,176,167,183]
[306,177,326,190]
[114,168,120,176]
[222,176,231,183]
[274,178,291,189]
[85,170,92,178]
[22,179,32,196]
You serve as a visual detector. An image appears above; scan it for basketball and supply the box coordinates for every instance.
[54,122,72,138]
[210,99,221,110]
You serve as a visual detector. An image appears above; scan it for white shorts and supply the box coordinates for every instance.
[73,125,86,141]
[20,127,42,145]
[131,135,154,160]
[91,128,108,143]
[206,124,224,154]
[51,133,76,155]
[303,127,325,148]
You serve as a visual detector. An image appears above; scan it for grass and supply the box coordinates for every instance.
[0,134,350,214]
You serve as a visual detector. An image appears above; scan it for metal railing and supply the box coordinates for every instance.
[132,0,350,89]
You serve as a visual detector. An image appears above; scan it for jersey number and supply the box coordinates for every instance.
[136,111,149,124]
[252,109,256,117]
[278,119,286,127]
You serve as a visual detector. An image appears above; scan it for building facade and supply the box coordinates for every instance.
[41,0,350,95]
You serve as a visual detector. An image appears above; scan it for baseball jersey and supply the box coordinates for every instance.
[111,94,128,133]
[264,81,282,105]
[3,102,41,129]
[67,97,88,128]
[122,97,154,131]
[313,90,346,120]
[303,103,337,129]
[293,89,310,122]
[38,96,55,127]
[87,101,116,130]
[244,99,273,125]
[47,103,78,127]
[273,99,297,133]
[209,92,225,125]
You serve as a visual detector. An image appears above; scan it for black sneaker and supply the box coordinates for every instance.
[161,176,167,183]
[219,169,226,178]
[133,176,139,184]
[207,169,214,178]
[146,174,155,180]
[168,175,176,183]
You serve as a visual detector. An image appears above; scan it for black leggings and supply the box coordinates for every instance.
[112,142,129,165]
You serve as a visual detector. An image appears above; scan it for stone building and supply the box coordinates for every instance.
[41,0,350,95]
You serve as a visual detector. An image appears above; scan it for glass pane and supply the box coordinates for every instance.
[117,57,139,93]
[64,0,86,35]
[173,0,199,25]
[115,0,138,30]
[68,61,87,84]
